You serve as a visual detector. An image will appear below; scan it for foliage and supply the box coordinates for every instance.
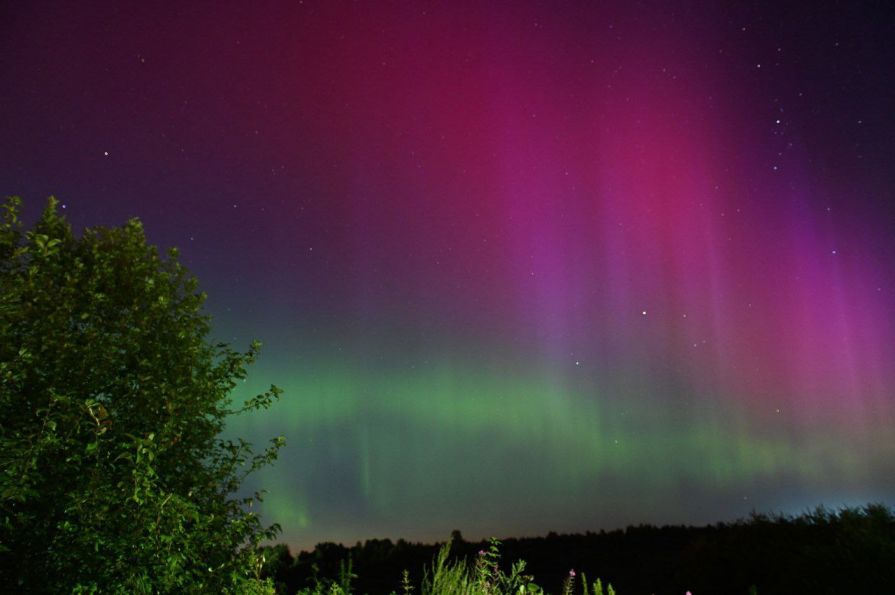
[419,539,616,595]
[0,196,284,593]
[294,557,358,595]
[580,575,616,595]
[291,538,616,595]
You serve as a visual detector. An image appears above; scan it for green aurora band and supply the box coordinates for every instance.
[228,342,895,550]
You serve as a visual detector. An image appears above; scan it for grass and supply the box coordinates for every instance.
[295,538,620,595]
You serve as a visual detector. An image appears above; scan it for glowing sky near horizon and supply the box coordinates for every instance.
[2,0,894,550]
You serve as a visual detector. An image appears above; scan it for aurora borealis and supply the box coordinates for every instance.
[2,0,894,550]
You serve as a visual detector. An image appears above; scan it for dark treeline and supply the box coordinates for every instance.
[260,504,895,595]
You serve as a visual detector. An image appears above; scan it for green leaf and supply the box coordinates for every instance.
[0,196,283,592]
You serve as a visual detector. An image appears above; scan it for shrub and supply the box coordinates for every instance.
[0,196,283,593]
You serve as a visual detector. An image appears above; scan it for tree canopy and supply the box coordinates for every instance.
[0,196,284,593]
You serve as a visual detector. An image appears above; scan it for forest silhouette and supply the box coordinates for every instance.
[261,505,895,594]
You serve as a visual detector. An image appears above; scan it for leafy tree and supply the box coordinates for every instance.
[0,196,284,593]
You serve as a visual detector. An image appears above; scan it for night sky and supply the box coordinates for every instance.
[2,1,894,551]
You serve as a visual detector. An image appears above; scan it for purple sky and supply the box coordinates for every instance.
[2,0,894,549]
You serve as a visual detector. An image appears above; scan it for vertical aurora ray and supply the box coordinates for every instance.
[218,2,895,549]
[2,0,894,551]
